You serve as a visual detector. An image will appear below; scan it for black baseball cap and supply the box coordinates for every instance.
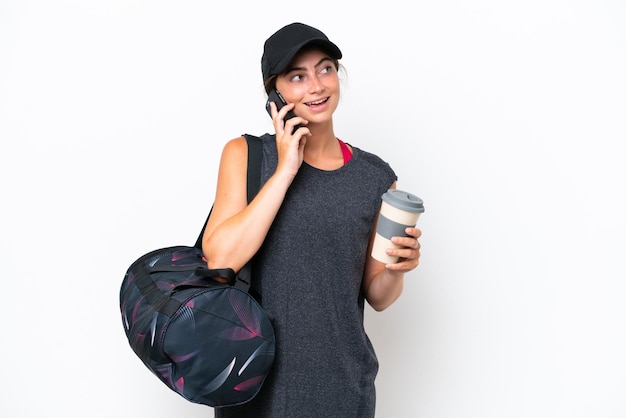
[261,22,342,81]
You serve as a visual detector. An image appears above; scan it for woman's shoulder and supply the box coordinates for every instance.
[346,145,398,198]
[222,133,274,156]
[351,145,395,173]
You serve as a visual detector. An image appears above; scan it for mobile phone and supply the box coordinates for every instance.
[265,89,301,132]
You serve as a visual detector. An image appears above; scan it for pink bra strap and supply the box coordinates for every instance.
[337,138,352,165]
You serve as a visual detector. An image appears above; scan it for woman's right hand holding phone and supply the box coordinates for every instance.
[268,100,309,180]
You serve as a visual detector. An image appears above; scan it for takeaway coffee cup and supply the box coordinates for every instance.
[371,189,425,264]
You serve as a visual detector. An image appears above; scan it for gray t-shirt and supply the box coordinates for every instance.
[216,134,397,418]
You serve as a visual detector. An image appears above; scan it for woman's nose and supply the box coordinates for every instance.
[308,76,324,93]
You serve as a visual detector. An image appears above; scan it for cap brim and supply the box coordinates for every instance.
[272,39,342,77]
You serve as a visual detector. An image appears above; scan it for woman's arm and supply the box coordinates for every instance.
[202,136,294,272]
[203,107,308,273]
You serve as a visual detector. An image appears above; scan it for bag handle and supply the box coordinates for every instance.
[193,134,264,292]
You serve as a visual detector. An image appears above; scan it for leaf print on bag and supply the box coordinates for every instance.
[201,357,237,394]
[229,291,263,338]
[238,340,273,376]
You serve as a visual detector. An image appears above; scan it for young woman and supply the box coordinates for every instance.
[203,22,422,418]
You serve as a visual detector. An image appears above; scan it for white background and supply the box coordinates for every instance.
[1,1,625,417]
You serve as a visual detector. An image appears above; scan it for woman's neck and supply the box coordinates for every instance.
[303,123,343,170]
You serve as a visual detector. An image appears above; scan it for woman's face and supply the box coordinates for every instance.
[274,48,340,125]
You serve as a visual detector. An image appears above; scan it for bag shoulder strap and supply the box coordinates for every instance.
[245,134,263,204]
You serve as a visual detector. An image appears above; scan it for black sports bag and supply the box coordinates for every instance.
[119,134,275,408]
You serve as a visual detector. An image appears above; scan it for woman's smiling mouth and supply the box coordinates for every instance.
[305,97,329,107]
